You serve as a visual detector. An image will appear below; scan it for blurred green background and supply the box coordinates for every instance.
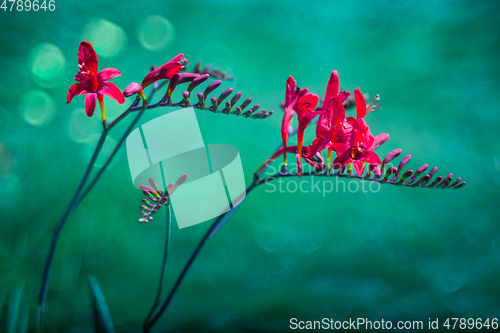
[1,0,500,332]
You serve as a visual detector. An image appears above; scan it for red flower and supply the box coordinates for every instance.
[122,54,183,102]
[316,96,352,171]
[311,71,352,170]
[67,41,125,122]
[141,54,184,89]
[331,129,381,175]
[295,93,322,158]
[272,70,384,178]
[316,71,351,140]
[281,76,308,165]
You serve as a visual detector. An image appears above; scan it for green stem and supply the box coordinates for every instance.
[38,129,108,332]
[142,182,256,333]
[76,106,146,203]
[144,201,171,325]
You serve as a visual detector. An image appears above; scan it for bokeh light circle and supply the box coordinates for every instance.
[292,225,326,254]
[256,224,289,253]
[28,43,66,88]
[137,15,175,52]
[67,108,102,143]
[19,90,56,126]
[83,18,128,59]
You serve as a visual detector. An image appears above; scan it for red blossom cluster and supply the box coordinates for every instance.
[279,71,385,177]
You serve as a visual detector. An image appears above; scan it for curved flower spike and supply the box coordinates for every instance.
[67,41,125,124]
[141,53,184,89]
[138,174,188,223]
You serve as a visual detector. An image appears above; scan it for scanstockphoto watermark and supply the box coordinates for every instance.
[262,162,397,196]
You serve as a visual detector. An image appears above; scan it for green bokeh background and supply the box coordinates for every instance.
[1,0,500,332]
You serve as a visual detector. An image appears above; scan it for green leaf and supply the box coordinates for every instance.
[6,284,23,333]
[17,306,29,333]
[88,275,115,333]
[0,286,8,319]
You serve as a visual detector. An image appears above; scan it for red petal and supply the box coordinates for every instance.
[332,126,350,144]
[281,108,295,148]
[142,63,181,88]
[338,91,351,103]
[329,96,346,127]
[350,129,364,147]
[309,136,329,156]
[97,68,122,82]
[354,87,367,119]
[96,81,125,104]
[323,70,339,107]
[346,117,356,125]
[285,76,296,107]
[167,53,185,64]
[296,93,319,119]
[330,143,348,155]
[159,62,182,79]
[332,149,351,169]
[78,41,98,75]
[360,150,381,165]
[85,93,97,117]
[73,72,87,83]
[315,112,331,139]
[141,54,184,88]
[362,130,375,149]
[67,82,92,104]
[353,118,368,133]
[353,160,364,175]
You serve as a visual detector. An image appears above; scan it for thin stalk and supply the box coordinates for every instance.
[142,183,256,333]
[38,130,108,331]
[144,202,171,325]
[76,105,146,203]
